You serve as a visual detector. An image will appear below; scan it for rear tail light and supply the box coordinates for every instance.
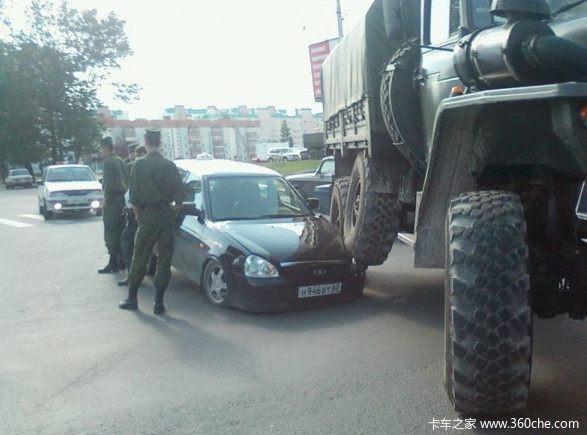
[581,104,587,127]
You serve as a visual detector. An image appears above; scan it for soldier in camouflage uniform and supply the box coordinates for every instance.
[119,130,184,315]
[98,137,128,274]
[118,145,147,286]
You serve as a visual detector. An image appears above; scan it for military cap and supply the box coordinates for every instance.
[101,136,114,149]
[145,129,161,147]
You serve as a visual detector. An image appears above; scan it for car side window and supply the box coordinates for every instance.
[184,174,203,209]
[319,159,335,176]
[430,0,460,45]
[180,174,205,231]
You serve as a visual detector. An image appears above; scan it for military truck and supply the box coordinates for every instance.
[323,0,587,415]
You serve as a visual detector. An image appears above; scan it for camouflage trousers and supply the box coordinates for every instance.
[119,208,137,270]
[103,194,125,257]
[128,207,175,293]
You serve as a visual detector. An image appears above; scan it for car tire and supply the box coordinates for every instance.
[43,202,54,220]
[343,155,401,266]
[39,202,44,215]
[268,157,273,163]
[283,157,288,163]
[95,209,103,217]
[445,190,532,415]
[330,177,349,237]
[202,259,229,307]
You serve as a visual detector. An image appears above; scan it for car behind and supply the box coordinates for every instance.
[172,159,364,311]
[38,164,103,220]
[5,169,34,189]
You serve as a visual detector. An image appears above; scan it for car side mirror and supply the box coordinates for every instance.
[182,202,201,217]
[307,197,320,211]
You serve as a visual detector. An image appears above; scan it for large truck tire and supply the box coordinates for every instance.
[343,155,400,266]
[330,177,349,236]
[445,191,532,415]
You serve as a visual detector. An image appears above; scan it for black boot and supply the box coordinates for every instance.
[119,286,138,310]
[118,269,129,286]
[153,287,165,316]
[98,255,120,274]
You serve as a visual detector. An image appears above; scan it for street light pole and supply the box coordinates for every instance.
[336,0,344,39]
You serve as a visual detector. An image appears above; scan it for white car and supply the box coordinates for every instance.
[268,147,301,162]
[5,168,34,189]
[38,164,104,220]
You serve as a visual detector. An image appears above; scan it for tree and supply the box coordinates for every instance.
[280,120,294,147]
[0,0,137,166]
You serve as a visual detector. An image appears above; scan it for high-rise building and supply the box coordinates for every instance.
[100,109,260,162]
[163,105,322,148]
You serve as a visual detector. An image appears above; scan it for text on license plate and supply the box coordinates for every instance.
[298,282,342,298]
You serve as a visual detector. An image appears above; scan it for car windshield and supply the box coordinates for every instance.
[207,176,311,221]
[46,167,96,182]
[11,169,29,176]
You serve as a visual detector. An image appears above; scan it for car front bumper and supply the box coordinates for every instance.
[46,197,103,212]
[8,179,33,186]
[226,271,366,312]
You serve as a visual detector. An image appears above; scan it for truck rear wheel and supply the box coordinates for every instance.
[330,177,349,236]
[445,191,532,415]
[343,155,400,266]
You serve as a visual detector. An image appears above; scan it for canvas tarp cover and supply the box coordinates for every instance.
[322,0,397,120]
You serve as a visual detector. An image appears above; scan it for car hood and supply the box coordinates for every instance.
[286,172,316,181]
[215,215,348,264]
[45,181,102,192]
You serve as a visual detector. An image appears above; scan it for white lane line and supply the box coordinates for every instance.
[19,214,44,221]
[0,218,33,228]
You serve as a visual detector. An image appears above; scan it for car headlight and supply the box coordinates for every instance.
[244,255,279,278]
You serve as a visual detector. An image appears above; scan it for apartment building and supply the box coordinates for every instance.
[163,105,322,148]
[100,109,260,162]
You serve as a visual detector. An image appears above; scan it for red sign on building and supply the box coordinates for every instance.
[309,38,339,102]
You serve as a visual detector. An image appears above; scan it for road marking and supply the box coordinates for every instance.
[19,214,44,221]
[0,218,33,228]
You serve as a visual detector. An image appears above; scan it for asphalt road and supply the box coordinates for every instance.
[0,187,586,434]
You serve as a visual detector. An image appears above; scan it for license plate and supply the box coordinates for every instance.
[298,282,342,298]
[67,196,87,204]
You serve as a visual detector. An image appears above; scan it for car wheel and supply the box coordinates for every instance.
[330,177,349,237]
[39,202,44,215]
[95,208,103,217]
[343,155,401,266]
[268,157,273,163]
[202,259,229,307]
[445,191,532,414]
[43,202,54,220]
[282,157,288,162]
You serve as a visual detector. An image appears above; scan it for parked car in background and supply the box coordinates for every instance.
[38,164,103,220]
[172,159,365,311]
[5,168,34,189]
[286,156,335,199]
[268,147,301,162]
[292,148,309,160]
[253,142,290,162]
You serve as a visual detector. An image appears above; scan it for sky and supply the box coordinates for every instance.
[4,0,375,119]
